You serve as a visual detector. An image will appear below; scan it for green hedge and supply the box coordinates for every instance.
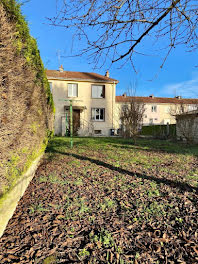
[141,124,176,138]
[1,0,54,111]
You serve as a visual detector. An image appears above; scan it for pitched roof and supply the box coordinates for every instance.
[116,96,198,104]
[46,70,119,83]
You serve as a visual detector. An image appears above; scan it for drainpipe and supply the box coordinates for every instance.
[112,81,115,129]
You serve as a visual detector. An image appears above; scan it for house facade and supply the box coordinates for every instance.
[46,67,118,136]
[116,95,198,126]
[47,67,198,136]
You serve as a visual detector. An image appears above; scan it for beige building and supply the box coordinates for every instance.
[47,67,198,136]
[46,67,118,136]
[116,95,198,126]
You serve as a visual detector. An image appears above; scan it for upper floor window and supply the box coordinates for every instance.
[92,85,105,98]
[151,105,157,112]
[165,106,170,113]
[68,83,78,97]
[122,104,128,112]
[188,105,197,111]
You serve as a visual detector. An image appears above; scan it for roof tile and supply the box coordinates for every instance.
[116,96,198,104]
[46,70,118,83]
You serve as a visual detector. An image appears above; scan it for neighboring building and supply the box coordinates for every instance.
[176,110,198,143]
[47,67,198,136]
[46,67,118,136]
[116,94,198,126]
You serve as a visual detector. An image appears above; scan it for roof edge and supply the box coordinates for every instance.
[47,76,119,84]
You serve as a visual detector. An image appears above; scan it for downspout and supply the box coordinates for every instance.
[112,81,115,128]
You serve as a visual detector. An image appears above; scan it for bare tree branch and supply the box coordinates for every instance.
[49,0,198,68]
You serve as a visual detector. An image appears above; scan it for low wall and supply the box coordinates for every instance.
[0,154,43,238]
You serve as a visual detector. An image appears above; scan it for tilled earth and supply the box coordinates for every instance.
[0,137,198,264]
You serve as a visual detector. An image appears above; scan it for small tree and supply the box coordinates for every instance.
[120,96,145,142]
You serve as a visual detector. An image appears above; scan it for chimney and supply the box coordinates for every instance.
[122,93,127,98]
[149,94,154,98]
[105,70,109,78]
[59,65,64,72]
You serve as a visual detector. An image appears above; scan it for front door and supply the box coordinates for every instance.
[73,110,80,135]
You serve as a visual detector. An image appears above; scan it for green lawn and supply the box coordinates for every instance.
[0,137,197,263]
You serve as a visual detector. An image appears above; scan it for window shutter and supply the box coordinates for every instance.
[102,85,105,98]
[68,84,72,97]
[91,108,95,120]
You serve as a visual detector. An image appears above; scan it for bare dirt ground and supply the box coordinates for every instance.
[0,137,198,264]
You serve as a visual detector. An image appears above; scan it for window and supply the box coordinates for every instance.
[94,130,102,135]
[91,108,105,121]
[68,83,78,97]
[149,118,153,124]
[122,104,128,112]
[92,85,105,98]
[151,105,157,112]
[165,106,170,113]
[188,105,197,111]
[49,82,53,92]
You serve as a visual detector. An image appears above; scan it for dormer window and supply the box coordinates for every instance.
[92,85,105,98]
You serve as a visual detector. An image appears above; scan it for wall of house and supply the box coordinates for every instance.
[49,79,116,136]
[115,102,176,127]
[143,104,176,125]
[176,115,198,143]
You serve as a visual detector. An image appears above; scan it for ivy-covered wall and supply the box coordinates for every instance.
[0,0,54,201]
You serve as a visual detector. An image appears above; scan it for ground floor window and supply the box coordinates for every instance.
[91,108,105,121]
[94,130,102,134]
[149,118,153,124]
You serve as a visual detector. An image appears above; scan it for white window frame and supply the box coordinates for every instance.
[91,85,105,98]
[91,108,105,121]
[151,105,157,112]
[68,83,78,97]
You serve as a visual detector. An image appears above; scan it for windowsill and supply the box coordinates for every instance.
[91,120,105,122]
[91,98,105,99]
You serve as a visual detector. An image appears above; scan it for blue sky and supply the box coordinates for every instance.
[20,0,198,98]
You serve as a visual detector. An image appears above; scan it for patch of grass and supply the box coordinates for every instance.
[29,203,48,214]
[43,255,57,264]
[89,229,115,249]
[78,248,90,258]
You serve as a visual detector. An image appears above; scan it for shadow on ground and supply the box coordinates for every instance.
[46,136,198,157]
[46,143,198,196]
